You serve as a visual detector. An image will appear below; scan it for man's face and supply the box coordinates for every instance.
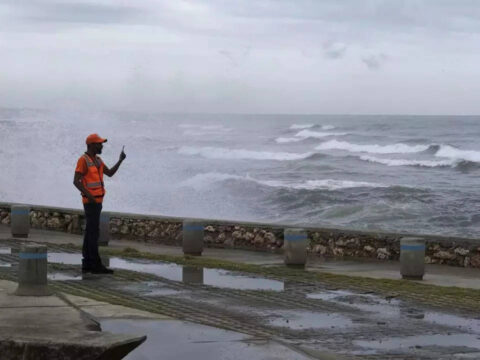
[94,142,103,154]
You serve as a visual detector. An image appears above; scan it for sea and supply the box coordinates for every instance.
[1,108,480,238]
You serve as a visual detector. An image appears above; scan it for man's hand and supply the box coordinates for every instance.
[120,145,127,161]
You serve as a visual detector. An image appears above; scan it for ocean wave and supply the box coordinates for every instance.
[178,146,313,161]
[289,124,315,129]
[434,145,480,163]
[289,124,336,130]
[275,137,304,143]
[316,139,429,154]
[180,172,389,191]
[359,155,456,167]
[275,129,345,143]
[295,129,347,139]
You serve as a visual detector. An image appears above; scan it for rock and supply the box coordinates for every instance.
[377,248,390,260]
[47,217,62,229]
[204,235,214,244]
[253,235,264,246]
[424,256,433,264]
[245,232,255,242]
[147,228,161,238]
[464,257,470,267]
[454,248,469,256]
[345,238,359,248]
[313,244,327,255]
[264,232,276,244]
[433,251,456,260]
[205,226,215,232]
[64,214,72,223]
[134,228,145,237]
[232,231,243,240]
[111,218,122,226]
[335,239,345,246]
[470,254,480,268]
[1,215,10,225]
[333,247,344,256]
[217,233,226,242]
[120,225,130,235]
[363,245,375,253]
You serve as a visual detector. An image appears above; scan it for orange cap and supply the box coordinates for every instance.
[86,133,107,145]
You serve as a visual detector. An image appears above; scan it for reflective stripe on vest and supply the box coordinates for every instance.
[86,181,103,188]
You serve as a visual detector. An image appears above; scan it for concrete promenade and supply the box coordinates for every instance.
[1,224,480,359]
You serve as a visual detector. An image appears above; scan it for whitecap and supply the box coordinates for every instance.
[359,155,456,167]
[295,130,347,139]
[275,137,304,143]
[316,139,429,154]
[178,146,313,161]
[258,179,388,190]
[435,145,480,163]
[289,124,315,130]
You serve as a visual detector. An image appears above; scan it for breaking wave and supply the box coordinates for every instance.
[180,172,389,191]
[359,155,456,168]
[275,129,346,143]
[316,140,430,154]
[178,146,313,161]
[289,124,336,130]
[434,145,480,163]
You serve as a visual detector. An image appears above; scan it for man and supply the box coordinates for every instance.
[73,133,126,274]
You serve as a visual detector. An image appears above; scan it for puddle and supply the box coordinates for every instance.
[48,252,82,265]
[354,334,480,352]
[424,312,480,334]
[307,290,400,316]
[0,261,11,267]
[266,310,353,330]
[0,247,11,254]
[110,258,284,291]
[48,272,82,281]
[101,319,312,360]
[122,282,183,297]
[48,253,283,291]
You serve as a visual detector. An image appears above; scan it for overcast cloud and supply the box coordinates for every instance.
[1,0,480,114]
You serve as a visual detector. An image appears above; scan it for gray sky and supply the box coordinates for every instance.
[1,0,480,114]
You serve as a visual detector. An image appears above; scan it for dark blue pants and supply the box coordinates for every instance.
[82,203,102,269]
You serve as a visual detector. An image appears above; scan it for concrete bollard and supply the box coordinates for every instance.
[98,211,110,246]
[400,237,426,280]
[182,220,204,256]
[14,244,52,296]
[284,228,308,267]
[182,266,204,284]
[11,205,30,238]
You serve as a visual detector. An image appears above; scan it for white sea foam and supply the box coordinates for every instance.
[275,137,304,143]
[289,124,336,130]
[180,172,389,191]
[290,124,315,129]
[359,155,456,167]
[435,145,480,163]
[316,140,429,154]
[275,129,344,143]
[258,179,388,190]
[321,125,335,130]
[178,146,313,161]
[295,130,347,139]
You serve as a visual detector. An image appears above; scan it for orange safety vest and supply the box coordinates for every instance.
[81,154,106,204]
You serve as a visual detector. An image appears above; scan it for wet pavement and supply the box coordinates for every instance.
[1,234,480,359]
[101,319,313,360]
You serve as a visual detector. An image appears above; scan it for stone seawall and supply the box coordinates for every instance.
[1,202,480,268]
